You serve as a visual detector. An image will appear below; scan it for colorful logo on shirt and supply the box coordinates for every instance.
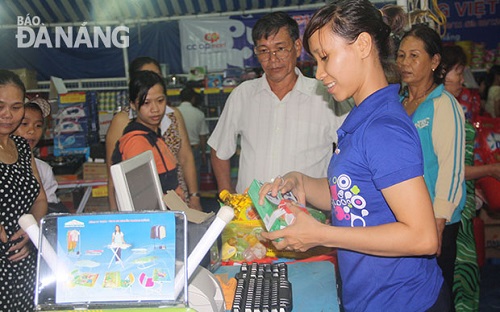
[414,117,430,129]
[330,174,369,227]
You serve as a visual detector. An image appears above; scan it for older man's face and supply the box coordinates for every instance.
[254,27,301,85]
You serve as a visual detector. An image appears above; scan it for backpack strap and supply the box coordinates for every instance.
[112,131,170,173]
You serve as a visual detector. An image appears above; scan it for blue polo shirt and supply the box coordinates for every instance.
[328,84,443,311]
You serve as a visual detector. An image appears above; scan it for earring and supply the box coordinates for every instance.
[431,68,435,72]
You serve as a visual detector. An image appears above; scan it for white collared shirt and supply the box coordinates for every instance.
[177,101,209,145]
[208,68,350,193]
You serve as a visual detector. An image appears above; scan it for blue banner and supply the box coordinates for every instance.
[0,2,497,81]
[440,0,499,49]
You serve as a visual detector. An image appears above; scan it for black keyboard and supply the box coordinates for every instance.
[231,262,293,312]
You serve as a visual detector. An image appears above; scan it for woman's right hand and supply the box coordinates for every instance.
[258,172,306,206]
[6,228,32,262]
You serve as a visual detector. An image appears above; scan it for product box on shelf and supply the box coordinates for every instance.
[58,92,88,107]
[86,91,100,144]
[54,173,81,183]
[53,132,88,150]
[188,66,207,81]
[91,185,108,198]
[206,73,223,88]
[54,93,89,152]
[53,146,90,159]
[83,162,108,180]
[55,116,90,134]
[98,112,114,140]
[53,92,99,158]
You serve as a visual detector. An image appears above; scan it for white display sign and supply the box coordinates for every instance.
[179,18,253,73]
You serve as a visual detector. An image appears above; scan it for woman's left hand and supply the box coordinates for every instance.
[7,228,32,262]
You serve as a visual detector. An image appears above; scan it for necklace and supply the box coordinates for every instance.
[403,83,436,108]
[0,140,9,150]
[0,138,18,162]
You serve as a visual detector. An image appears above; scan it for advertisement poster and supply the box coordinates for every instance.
[179,18,254,73]
[55,213,176,303]
[179,11,316,73]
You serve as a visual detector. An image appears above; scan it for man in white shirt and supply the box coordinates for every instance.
[208,12,352,194]
[177,87,209,185]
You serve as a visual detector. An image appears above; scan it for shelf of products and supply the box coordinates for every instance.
[28,79,238,194]
[26,78,237,153]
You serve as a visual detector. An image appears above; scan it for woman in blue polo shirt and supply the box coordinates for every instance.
[260,1,449,311]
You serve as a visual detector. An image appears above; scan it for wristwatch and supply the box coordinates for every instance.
[189,192,200,198]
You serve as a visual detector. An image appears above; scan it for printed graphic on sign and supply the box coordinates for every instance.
[55,213,176,303]
[180,18,253,72]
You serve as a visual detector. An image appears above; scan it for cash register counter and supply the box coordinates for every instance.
[215,260,340,312]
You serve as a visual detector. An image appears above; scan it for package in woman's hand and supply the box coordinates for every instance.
[247,179,326,232]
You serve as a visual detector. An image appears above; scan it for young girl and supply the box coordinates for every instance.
[14,97,68,213]
[112,70,183,199]
[259,1,449,311]
[0,69,48,310]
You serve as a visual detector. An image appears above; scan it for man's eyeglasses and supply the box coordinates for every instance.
[254,47,293,62]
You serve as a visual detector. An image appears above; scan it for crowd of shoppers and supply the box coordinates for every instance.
[1,0,498,310]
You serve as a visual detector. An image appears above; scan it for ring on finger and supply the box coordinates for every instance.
[275,175,285,187]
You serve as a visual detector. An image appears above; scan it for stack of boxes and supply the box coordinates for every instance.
[53,91,99,158]
[82,162,109,212]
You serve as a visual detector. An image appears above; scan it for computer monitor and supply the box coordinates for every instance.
[34,211,190,310]
[110,150,167,212]
[111,150,221,273]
